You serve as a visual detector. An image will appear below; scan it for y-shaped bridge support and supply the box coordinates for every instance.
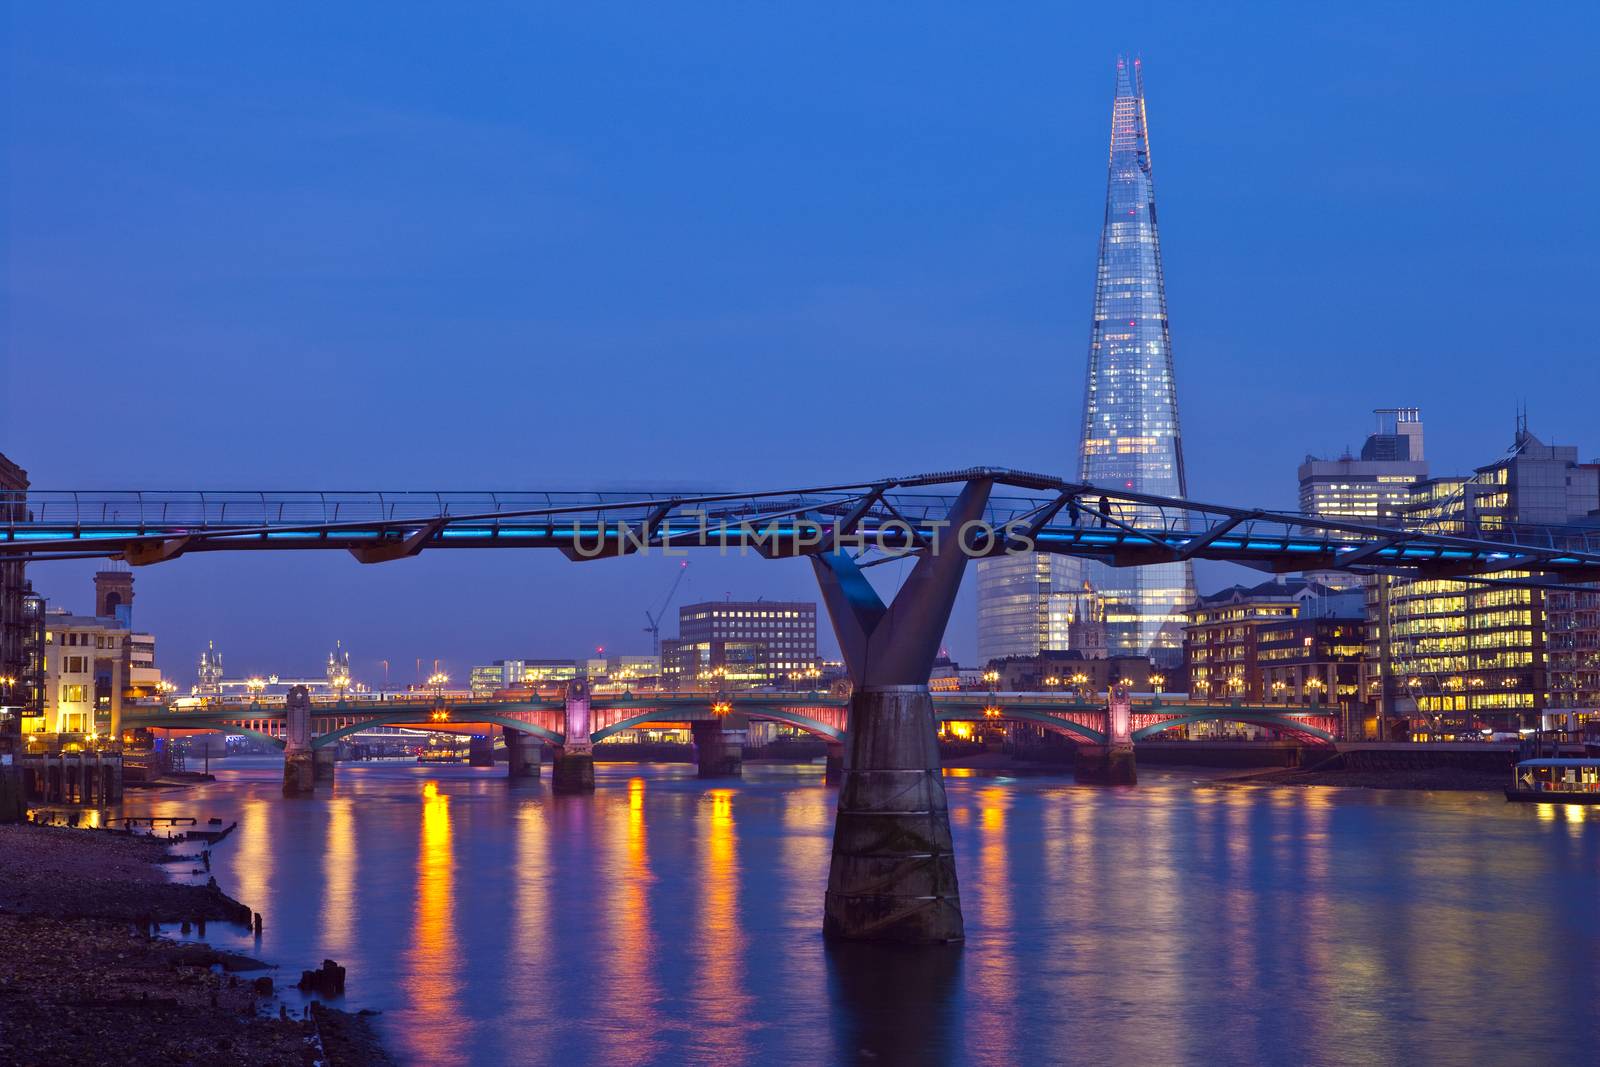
[812,477,992,944]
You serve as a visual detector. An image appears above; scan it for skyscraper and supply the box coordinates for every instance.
[1077,56,1194,660]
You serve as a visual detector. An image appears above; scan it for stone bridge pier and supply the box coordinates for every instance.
[693,714,748,778]
[1075,687,1136,785]
[824,741,845,785]
[282,686,315,796]
[505,725,541,779]
[551,680,595,794]
[313,744,337,784]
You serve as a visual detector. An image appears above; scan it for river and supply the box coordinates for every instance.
[106,756,1600,1066]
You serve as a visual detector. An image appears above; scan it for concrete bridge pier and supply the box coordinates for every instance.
[312,745,336,784]
[551,680,595,794]
[811,477,991,944]
[468,735,496,767]
[281,686,315,797]
[505,726,541,779]
[693,715,747,778]
[824,742,845,785]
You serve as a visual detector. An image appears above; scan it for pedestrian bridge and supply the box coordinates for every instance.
[18,465,1569,945]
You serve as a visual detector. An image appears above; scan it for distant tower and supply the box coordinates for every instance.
[197,641,224,695]
[94,566,135,628]
[326,640,351,692]
[1077,55,1195,660]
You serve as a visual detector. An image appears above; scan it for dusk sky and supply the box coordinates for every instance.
[5,3,1597,686]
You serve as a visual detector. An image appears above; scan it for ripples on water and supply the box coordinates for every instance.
[111,758,1600,1066]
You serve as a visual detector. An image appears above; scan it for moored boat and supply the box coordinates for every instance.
[1505,758,1600,803]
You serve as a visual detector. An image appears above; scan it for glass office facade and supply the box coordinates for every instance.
[976,553,1089,665]
[1077,56,1194,658]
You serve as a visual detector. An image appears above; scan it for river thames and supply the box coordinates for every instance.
[108,759,1600,1066]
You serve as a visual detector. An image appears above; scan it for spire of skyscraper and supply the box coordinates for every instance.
[1078,55,1194,660]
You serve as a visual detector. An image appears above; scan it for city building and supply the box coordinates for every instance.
[0,453,37,743]
[1075,55,1194,661]
[1298,408,1428,523]
[977,55,1192,665]
[982,650,1160,695]
[1546,587,1600,727]
[662,600,818,688]
[469,659,582,695]
[975,556,1103,664]
[1183,579,1364,712]
[33,570,164,735]
[1368,422,1600,733]
[929,655,985,692]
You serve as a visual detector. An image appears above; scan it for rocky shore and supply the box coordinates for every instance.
[0,823,395,1066]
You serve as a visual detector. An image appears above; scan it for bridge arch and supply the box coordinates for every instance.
[1131,712,1335,744]
[589,708,844,744]
[309,710,565,749]
[936,707,1107,745]
[136,719,288,750]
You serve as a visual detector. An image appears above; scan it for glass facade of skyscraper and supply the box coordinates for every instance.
[1077,56,1194,659]
[976,553,1089,665]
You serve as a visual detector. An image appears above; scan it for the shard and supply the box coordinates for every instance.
[1078,55,1194,659]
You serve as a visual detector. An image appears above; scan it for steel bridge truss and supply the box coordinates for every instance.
[4,467,1598,585]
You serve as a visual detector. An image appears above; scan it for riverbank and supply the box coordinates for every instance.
[0,823,395,1066]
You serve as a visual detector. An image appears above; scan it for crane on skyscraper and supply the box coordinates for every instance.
[644,560,690,655]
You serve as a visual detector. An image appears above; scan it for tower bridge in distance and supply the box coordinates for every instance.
[7,467,1600,944]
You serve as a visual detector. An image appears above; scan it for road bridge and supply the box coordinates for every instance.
[11,467,1590,944]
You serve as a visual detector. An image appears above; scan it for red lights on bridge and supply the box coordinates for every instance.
[711,701,734,717]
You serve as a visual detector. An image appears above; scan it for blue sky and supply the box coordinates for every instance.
[4,3,1597,684]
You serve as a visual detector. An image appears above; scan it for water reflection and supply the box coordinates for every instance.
[100,760,1600,1066]
[319,797,356,959]
[693,788,750,1061]
[827,941,963,1065]
[405,780,464,1066]
[967,787,1016,1063]
[598,777,661,1062]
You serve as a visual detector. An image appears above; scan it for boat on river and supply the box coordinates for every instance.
[1505,758,1600,803]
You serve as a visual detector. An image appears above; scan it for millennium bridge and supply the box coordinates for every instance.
[8,467,1598,944]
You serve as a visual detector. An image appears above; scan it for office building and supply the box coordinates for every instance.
[0,453,36,742]
[1369,422,1600,732]
[1298,408,1428,523]
[470,659,582,695]
[976,555,1104,664]
[1184,579,1364,710]
[662,600,817,687]
[1547,587,1600,725]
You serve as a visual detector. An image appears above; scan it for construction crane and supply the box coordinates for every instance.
[644,560,691,655]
